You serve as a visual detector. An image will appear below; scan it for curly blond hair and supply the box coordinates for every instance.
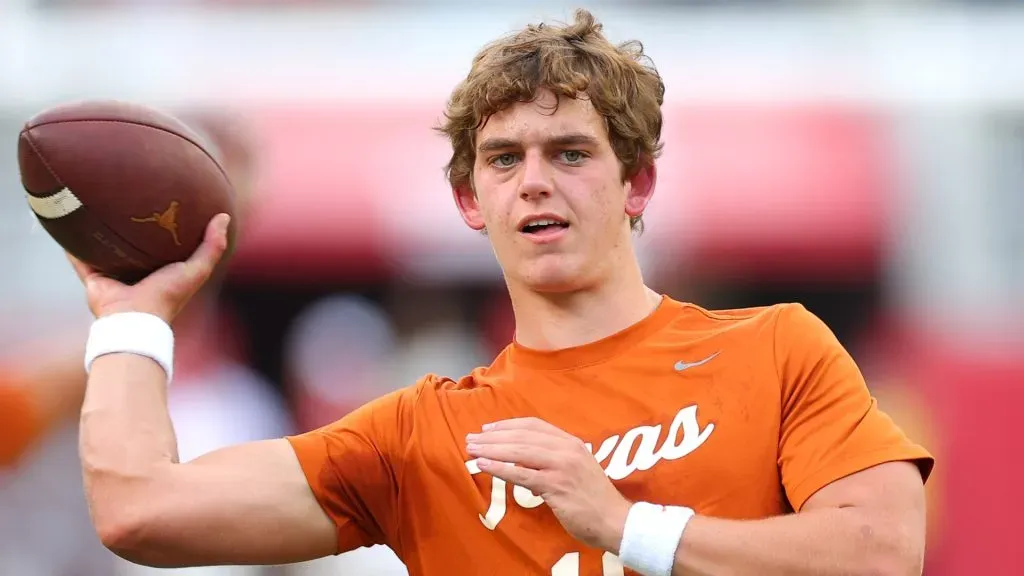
[437,9,666,232]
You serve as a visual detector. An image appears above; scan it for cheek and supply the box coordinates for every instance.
[475,184,513,228]
[483,205,506,230]
[577,183,623,228]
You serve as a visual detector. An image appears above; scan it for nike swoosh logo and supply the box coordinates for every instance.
[674,352,720,372]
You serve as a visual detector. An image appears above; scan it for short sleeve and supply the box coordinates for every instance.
[285,379,423,556]
[774,304,934,511]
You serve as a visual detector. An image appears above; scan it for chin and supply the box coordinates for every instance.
[514,257,594,294]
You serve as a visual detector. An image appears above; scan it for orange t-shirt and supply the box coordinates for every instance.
[287,297,934,575]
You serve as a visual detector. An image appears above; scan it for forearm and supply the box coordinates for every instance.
[80,353,179,533]
[672,508,920,576]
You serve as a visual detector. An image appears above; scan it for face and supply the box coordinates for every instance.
[453,90,656,293]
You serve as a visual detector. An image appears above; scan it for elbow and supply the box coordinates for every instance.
[95,502,187,568]
[92,497,171,567]
[87,467,183,568]
[95,513,148,563]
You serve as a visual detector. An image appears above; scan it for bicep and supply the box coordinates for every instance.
[125,439,337,567]
[803,461,924,510]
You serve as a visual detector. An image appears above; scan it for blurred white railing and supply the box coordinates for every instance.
[2,5,1024,108]
[0,3,1020,339]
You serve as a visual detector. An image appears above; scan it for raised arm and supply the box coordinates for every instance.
[83,355,336,566]
[71,215,337,567]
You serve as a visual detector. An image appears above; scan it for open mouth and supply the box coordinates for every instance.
[520,218,570,236]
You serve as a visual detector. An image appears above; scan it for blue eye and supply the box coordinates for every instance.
[491,154,518,168]
[561,150,586,164]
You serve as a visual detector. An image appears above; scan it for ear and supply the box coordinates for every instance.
[453,184,486,231]
[624,163,657,218]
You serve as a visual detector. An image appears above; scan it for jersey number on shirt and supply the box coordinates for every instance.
[467,460,627,575]
[552,551,624,575]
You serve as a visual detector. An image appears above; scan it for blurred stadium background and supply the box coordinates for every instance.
[0,1,1021,575]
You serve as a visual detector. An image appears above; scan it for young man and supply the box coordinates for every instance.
[70,10,933,576]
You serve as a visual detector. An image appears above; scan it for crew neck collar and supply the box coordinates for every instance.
[508,295,682,370]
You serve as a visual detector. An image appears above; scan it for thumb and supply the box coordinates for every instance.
[66,251,102,289]
[181,213,231,286]
[141,213,231,303]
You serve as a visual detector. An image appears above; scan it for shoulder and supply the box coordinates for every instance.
[687,302,843,374]
[357,366,501,419]
[661,301,839,384]
[665,299,799,338]
[403,362,509,409]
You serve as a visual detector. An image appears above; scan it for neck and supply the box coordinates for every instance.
[507,256,661,351]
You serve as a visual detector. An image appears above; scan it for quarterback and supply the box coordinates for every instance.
[71,10,932,576]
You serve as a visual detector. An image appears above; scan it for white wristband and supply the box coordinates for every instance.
[84,312,175,383]
[618,502,695,576]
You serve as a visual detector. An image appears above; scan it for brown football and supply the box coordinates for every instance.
[18,100,235,285]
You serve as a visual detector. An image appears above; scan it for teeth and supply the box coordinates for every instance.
[527,218,560,227]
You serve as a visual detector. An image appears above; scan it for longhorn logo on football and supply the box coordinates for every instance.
[131,200,182,246]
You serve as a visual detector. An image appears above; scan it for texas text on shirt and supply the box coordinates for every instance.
[286,297,935,575]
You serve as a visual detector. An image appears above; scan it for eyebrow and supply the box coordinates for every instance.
[476,132,601,153]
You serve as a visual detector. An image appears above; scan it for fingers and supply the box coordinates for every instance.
[475,458,543,490]
[146,213,230,292]
[466,429,568,459]
[467,441,559,470]
[481,417,582,444]
[466,426,584,472]
[183,213,231,284]
[135,213,230,320]
[65,252,98,285]
[63,214,232,323]
[468,428,563,447]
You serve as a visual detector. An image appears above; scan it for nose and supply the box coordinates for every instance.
[516,152,553,201]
